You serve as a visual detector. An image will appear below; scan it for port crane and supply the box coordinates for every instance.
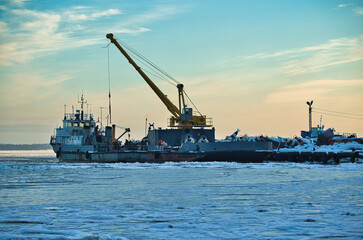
[106,33,212,129]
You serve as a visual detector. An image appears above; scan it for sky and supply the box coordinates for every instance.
[0,0,362,144]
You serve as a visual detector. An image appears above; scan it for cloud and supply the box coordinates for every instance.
[0,73,71,108]
[337,3,353,8]
[120,5,188,29]
[245,36,363,75]
[64,8,122,21]
[91,8,122,18]
[115,27,151,35]
[265,79,363,103]
[65,12,88,21]
[9,0,29,6]
[245,37,358,59]
[0,7,107,66]
[0,3,187,66]
[0,21,7,32]
[71,6,92,10]
[354,7,363,15]
[335,4,363,15]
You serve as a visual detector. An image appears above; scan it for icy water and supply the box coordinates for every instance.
[0,150,362,239]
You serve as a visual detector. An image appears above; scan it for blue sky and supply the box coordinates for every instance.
[0,0,362,143]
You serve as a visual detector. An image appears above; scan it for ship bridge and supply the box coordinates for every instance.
[63,110,95,129]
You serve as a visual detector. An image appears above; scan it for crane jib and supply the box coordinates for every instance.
[106,33,212,129]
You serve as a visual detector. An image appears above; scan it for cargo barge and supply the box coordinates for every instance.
[50,33,362,164]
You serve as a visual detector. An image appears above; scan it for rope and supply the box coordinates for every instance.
[116,125,128,130]
[312,110,363,120]
[108,45,112,124]
[113,37,205,117]
[183,90,203,116]
[102,42,112,125]
[313,107,363,117]
[118,39,180,85]
[126,50,177,87]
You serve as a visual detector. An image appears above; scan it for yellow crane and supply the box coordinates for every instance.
[106,33,212,129]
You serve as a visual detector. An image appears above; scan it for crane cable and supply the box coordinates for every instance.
[123,46,177,87]
[115,37,204,116]
[102,42,113,125]
[312,110,363,120]
[183,90,203,116]
[117,39,177,86]
[107,45,112,125]
[115,125,129,130]
[118,39,180,85]
[313,107,363,117]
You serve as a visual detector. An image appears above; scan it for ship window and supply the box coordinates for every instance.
[67,122,72,127]
[85,122,90,127]
[74,122,79,127]
[80,122,84,127]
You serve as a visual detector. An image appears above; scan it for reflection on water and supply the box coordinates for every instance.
[0,150,57,162]
[0,152,362,239]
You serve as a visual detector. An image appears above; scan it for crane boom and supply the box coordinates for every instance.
[106,33,212,129]
[106,33,181,118]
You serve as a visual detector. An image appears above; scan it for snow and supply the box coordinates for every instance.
[277,141,363,154]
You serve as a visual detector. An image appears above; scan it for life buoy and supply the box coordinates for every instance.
[158,139,163,145]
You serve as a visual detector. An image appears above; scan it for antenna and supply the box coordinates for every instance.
[106,114,110,126]
[306,100,313,132]
[64,104,67,119]
[78,93,87,120]
[107,45,112,125]
[100,107,106,129]
[145,114,148,137]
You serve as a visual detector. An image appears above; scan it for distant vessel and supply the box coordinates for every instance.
[50,94,147,162]
[50,34,274,163]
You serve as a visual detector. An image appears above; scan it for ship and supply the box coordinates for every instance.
[50,34,273,163]
[105,33,273,162]
[50,94,147,162]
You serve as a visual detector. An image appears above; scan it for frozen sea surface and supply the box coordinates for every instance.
[0,150,362,239]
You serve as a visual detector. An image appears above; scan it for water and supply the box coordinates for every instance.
[0,150,362,239]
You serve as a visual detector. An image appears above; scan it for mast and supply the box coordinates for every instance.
[306,100,313,133]
[107,44,112,125]
[78,93,87,120]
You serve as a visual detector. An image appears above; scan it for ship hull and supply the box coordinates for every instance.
[147,150,271,163]
[58,151,148,163]
[147,141,273,163]
[53,140,273,163]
